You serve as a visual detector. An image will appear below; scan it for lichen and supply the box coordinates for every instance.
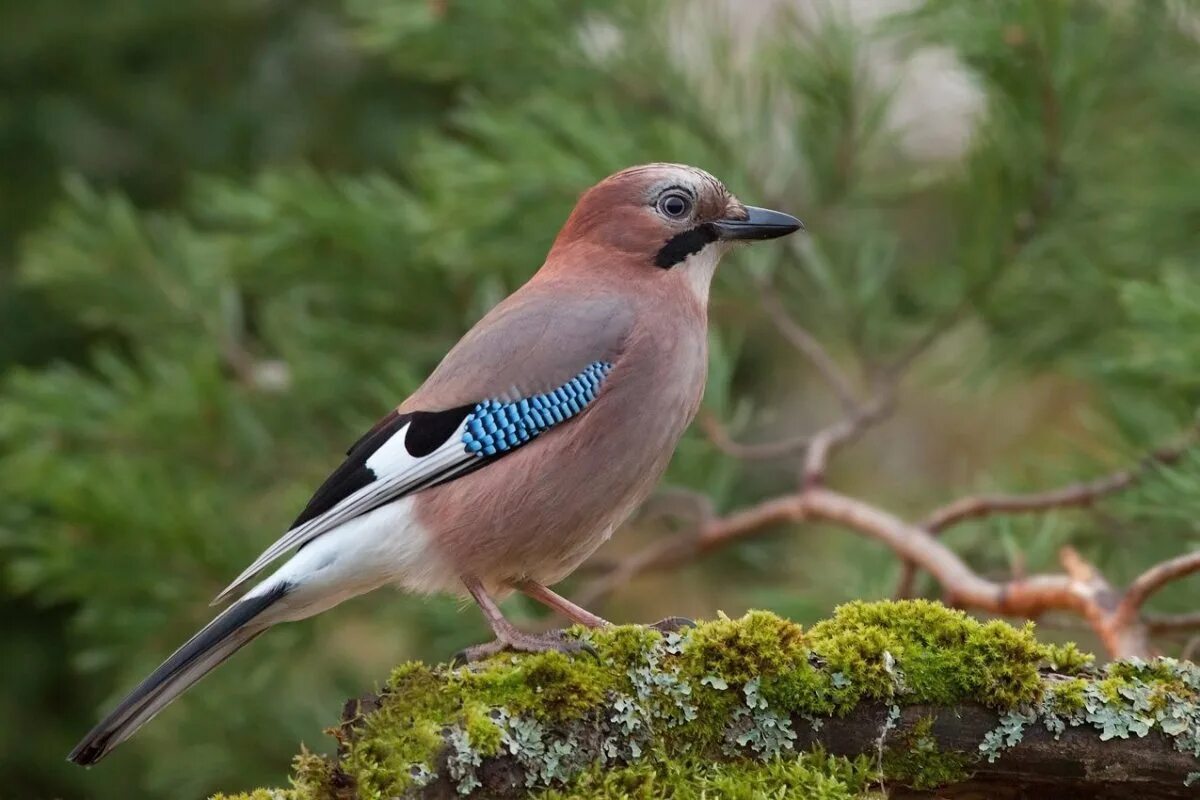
[979,655,1200,764]
[213,601,1200,799]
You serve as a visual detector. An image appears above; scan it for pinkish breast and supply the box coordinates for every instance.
[414,298,707,594]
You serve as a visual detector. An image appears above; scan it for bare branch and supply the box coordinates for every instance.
[579,484,1170,658]
[697,410,814,461]
[1144,611,1200,635]
[880,303,967,382]
[802,391,896,488]
[895,434,1196,599]
[758,286,860,413]
[633,487,715,527]
[1116,550,1200,627]
[893,562,922,600]
[571,528,699,609]
[922,441,1193,534]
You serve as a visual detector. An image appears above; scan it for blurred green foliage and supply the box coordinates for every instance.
[0,1,1197,797]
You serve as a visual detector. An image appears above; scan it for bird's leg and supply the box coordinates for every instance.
[514,579,692,634]
[455,576,596,664]
[512,579,611,628]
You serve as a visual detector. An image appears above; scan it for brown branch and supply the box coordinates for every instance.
[758,285,860,413]
[697,409,815,461]
[880,301,968,383]
[698,369,899,473]
[1114,550,1200,630]
[572,493,809,609]
[633,487,715,527]
[578,485,1200,658]
[921,441,1193,534]
[354,694,1200,799]
[802,390,896,488]
[1145,611,1200,634]
[895,435,1196,599]
[697,272,891,463]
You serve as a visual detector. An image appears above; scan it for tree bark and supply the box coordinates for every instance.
[336,693,1200,800]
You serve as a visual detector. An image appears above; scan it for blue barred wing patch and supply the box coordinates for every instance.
[462,361,613,457]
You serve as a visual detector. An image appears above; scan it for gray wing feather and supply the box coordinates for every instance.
[402,283,634,411]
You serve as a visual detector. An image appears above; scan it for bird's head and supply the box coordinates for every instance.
[545,163,802,299]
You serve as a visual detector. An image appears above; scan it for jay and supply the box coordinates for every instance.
[69,163,802,765]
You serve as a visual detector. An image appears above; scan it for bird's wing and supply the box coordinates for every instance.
[213,286,633,603]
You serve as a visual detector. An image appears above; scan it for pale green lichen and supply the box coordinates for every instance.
[978,655,1200,764]
[212,600,1200,800]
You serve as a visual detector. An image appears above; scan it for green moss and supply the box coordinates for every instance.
[805,600,1048,710]
[1043,642,1094,674]
[290,750,340,800]
[340,661,451,797]
[1046,677,1089,714]
[678,610,808,685]
[881,716,974,790]
[535,751,880,800]
[209,750,333,800]
[217,601,1138,799]
[337,630,664,797]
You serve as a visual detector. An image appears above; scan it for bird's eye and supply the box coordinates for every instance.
[657,192,692,219]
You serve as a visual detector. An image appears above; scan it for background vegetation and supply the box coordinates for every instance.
[1,1,1197,797]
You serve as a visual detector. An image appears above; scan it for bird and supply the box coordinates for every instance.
[68,162,802,766]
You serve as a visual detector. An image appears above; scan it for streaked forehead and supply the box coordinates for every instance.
[604,163,727,198]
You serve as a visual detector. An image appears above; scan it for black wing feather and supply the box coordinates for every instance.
[291,405,474,530]
[291,412,411,529]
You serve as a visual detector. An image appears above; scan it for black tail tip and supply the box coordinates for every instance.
[67,737,109,767]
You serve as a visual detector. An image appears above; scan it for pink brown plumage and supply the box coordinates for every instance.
[69,163,802,766]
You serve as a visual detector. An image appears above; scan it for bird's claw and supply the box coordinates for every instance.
[452,629,596,666]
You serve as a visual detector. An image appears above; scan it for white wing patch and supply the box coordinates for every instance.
[212,418,473,604]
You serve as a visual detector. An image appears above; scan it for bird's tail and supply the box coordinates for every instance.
[68,581,291,766]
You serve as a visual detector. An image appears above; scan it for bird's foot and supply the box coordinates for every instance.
[453,629,596,665]
[647,616,695,634]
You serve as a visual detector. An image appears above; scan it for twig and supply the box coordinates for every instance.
[758,285,860,413]
[633,487,715,527]
[895,436,1196,598]
[922,442,1193,534]
[802,390,895,488]
[697,410,815,461]
[1115,551,1200,630]
[1144,611,1200,635]
[879,302,967,383]
[579,484,1200,659]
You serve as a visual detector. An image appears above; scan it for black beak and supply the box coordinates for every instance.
[712,206,804,241]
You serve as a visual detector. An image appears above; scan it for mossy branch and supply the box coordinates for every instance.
[578,477,1200,660]
[214,602,1200,800]
[604,265,1200,660]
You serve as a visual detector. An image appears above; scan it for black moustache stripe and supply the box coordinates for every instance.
[654,223,718,269]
